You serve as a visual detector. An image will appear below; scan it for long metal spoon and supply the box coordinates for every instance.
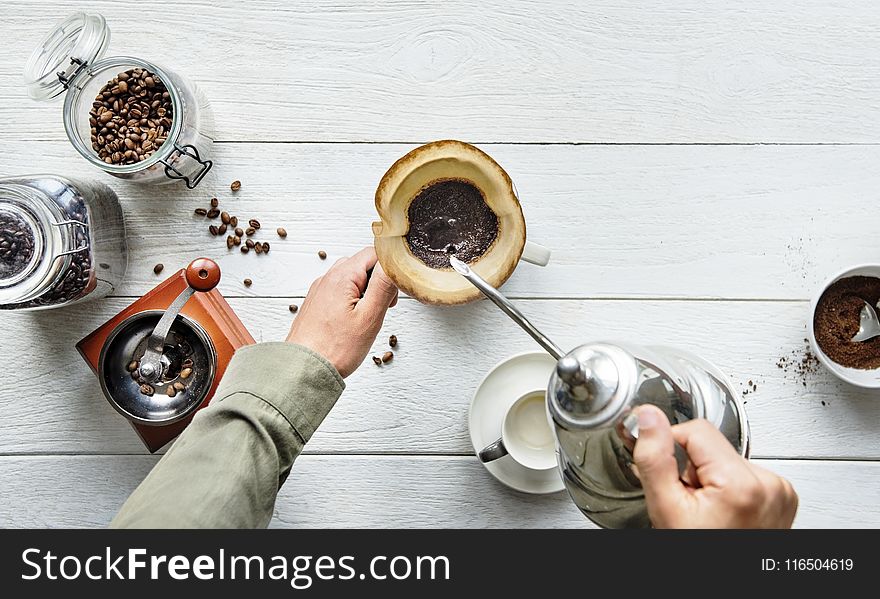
[852,300,880,343]
[449,255,564,360]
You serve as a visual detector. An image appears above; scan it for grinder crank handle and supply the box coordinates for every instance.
[138,258,221,382]
[449,255,565,360]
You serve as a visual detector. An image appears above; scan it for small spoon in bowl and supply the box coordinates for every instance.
[851,300,880,342]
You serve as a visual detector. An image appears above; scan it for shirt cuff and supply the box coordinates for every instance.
[211,342,345,443]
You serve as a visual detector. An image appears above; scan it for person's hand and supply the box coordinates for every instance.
[632,405,798,529]
[286,247,398,378]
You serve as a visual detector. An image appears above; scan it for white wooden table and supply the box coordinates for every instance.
[2,0,880,528]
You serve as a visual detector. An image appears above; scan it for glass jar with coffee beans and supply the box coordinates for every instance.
[0,175,127,311]
[23,12,214,188]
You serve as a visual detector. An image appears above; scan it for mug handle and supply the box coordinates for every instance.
[478,438,508,463]
[521,241,551,266]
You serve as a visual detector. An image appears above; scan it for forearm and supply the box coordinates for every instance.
[111,342,344,528]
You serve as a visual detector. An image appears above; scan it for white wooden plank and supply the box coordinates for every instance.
[0,455,875,528]
[5,1,880,143]
[2,298,878,458]
[1,141,878,299]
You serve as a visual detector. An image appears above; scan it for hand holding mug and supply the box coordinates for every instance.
[287,247,398,378]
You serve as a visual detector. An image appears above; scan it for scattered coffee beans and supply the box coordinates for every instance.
[207,208,220,219]
[389,335,397,348]
[218,224,227,235]
[277,227,287,238]
[262,242,270,254]
[372,356,382,366]
[289,304,298,313]
[230,216,238,228]
[245,227,256,236]
[194,207,207,216]
[318,250,327,260]
[245,239,255,249]
[241,246,249,254]
[226,235,235,249]
[814,276,880,369]
[153,263,164,275]
[254,243,263,255]
[243,278,253,287]
[89,68,172,165]
[210,197,219,208]
[221,211,230,224]
[249,219,261,230]
[382,351,394,363]
[233,235,241,246]
[231,181,241,192]
[209,225,219,236]
[235,227,244,237]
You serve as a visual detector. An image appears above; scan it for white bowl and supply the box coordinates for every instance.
[809,263,880,388]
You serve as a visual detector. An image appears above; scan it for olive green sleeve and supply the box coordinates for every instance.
[110,342,345,529]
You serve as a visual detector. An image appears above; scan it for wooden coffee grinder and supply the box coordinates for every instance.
[77,258,254,452]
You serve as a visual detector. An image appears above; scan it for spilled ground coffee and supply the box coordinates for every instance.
[814,275,880,369]
[405,178,499,268]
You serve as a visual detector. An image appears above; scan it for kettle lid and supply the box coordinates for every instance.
[548,343,636,429]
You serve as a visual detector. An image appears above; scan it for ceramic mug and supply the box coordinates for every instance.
[372,140,550,305]
[478,389,557,471]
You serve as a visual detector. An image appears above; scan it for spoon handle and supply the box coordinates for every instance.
[449,256,565,360]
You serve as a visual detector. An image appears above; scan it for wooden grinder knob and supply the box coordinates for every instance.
[185,258,221,292]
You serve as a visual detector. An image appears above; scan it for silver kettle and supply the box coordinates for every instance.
[450,257,750,528]
[549,342,749,528]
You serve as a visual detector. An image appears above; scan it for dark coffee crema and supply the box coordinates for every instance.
[0,210,36,280]
[405,178,499,269]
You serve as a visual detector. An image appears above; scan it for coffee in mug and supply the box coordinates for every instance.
[373,140,550,305]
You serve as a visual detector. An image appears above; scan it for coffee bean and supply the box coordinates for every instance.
[127,360,139,372]
[182,357,194,369]
[153,263,164,274]
[389,335,397,348]
[139,384,155,396]
[230,216,238,228]
[218,223,228,235]
[173,381,186,392]
[382,351,394,363]
[288,304,298,313]
[318,250,327,259]
[226,235,235,249]
[180,367,193,379]
[372,356,382,366]
[245,239,255,249]
[221,211,230,224]
[90,68,172,165]
[277,227,287,238]
[245,227,255,236]
[249,219,261,229]
[235,227,244,237]
[241,246,249,254]
[167,386,178,398]
[210,197,219,208]
[194,207,207,216]
[243,278,252,287]
[231,180,241,192]
[233,235,241,246]
[207,208,220,219]
[209,225,219,236]
[262,242,270,254]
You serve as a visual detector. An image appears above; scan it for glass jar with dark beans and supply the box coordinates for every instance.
[0,175,127,310]
[24,12,214,188]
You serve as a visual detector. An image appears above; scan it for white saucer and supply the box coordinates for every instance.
[468,351,565,495]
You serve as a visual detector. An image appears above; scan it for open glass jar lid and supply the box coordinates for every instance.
[23,12,214,189]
